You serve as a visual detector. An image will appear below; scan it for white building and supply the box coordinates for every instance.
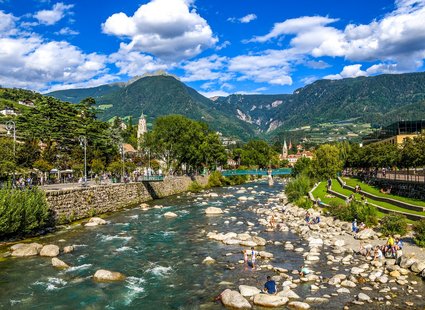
[0,107,17,116]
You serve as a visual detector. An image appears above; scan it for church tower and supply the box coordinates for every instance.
[137,113,147,149]
[282,140,288,159]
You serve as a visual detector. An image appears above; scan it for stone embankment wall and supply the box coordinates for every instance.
[46,176,208,224]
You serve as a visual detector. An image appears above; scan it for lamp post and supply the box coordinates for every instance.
[79,136,87,187]
[5,121,16,186]
[120,144,125,183]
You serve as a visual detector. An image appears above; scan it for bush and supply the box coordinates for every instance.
[188,181,204,193]
[0,187,50,238]
[380,213,408,236]
[294,196,313,209]
[327,200,378,227]
[413,219,425,247]
[207,171,225,187]
[225,175,248,186]
[285,175,313,202]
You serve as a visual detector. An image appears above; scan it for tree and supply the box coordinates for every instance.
[312,144,343,180]
[291,157,312,177]
[0,138,15,178]
[240,140,275,168]
[91,159,104,175]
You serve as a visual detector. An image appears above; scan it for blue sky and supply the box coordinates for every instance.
[1,0,425,96]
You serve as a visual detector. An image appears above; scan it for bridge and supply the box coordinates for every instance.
[139,175,165,182]
[221,168,292,177]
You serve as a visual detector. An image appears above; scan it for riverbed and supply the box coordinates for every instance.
[0,180,424,309]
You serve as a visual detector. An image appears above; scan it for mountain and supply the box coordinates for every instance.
[47,71,425,142]
[47,75,257,140]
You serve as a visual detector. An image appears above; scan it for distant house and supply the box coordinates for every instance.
[18,100,35,107]
[0,107,17,116]
[287,150,314,167]
[227,158,237,167]
[123,143,137,155]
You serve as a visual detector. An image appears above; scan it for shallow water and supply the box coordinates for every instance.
[0,181,424,309]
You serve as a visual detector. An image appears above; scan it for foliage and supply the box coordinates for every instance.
[188,181,204,193]
[91,159,104,174]
[291,157,312,177]
[312,144,343,180]
[207,171,226,188]
[327,200,379,227]
[32,159,53,173]
[225,175,249,186]
[144,115,227,174]
[380,213,408,236]
[107,161,123,176]
[0,187,50,238]
[239,140,276,169]
[413,219,425,247]
[285,174,313,202]
[294,196,313,210]
[0,137,15,177]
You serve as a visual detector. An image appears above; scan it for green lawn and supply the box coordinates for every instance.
[333,179,425,217]
[342,177,425,207]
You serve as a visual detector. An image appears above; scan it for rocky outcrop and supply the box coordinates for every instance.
[253,294,288,307]
[220,289,251,309]
[93,269,126,282]
[11,243,43,257]
[205,207,223,215]
[51,257,69,268]
[40,244,60,257]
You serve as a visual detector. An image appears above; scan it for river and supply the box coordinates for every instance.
[0,180,424,309]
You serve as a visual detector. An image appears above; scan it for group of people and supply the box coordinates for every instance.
[352,219,366,235]
[359,235,403,260]
[305,211,320,225]
[13,177,33,189]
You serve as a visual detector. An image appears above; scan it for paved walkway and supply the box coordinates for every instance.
[377,172,424,183]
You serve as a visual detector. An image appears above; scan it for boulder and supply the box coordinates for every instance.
[85,217,107,227]
[337,288,350,294]
[252,236,266,246]
[205,207,223,215]
[93,269,126,282]
[400,256,417,269]
[358,293,371,301]
[288,301,310,309]
[253,294,289,307]
[350,267,365,275]
[410,261,425,273]
[40,244,60,257]
[341,280,356,288]
[11,243,42,257]
[389,270,401,278]
[334,240,345,247]
[304,297,329,304]
[356,229,375,240]
[259,251,274,259]
[202,256,216,264]
[238,196,248,201]
[51,257,69,269]
[220,289,252,309]
[63,246,74,254]
[277,289,300,299]
[239,285,261,297]
[163,212,178,218]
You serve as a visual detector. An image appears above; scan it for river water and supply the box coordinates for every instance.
[0,180,424,309]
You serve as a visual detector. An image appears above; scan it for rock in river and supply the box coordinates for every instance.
[205,207,223,215]
[85,217,107,227]
[202,256,216,264]
[40,244,60,257]
[220,289,251,309]
[239,285,261,297]
[253,294,288,307]
[63,245,74,254]
[93,269,126,282]
[288,301,310,309]
[51,257,69,269]
[163,212,178,218]
[11,243,43,257]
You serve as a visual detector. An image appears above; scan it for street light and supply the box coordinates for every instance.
[120,144,125,183]
[5,121,16,186]
[79,136,87,187]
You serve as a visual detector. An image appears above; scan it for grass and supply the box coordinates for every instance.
[342,177,425,207]
[332,179,425,218]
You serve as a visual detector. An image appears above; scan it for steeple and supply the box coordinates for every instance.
[137,112,147,150]
[282,140,288,159]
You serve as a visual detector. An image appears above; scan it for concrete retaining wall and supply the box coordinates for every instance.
[45,176,208,224]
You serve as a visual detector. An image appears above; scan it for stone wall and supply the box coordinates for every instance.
[368,179,425,201]
[45,176,208,224]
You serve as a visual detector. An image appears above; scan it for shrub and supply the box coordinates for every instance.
[380,213,408,236]
[0,187,50,238]
[225,175,248,186]
[326,200,378,227]
[294,196,313,209]
[285,175,313,202]
[188,181,204,193]
[413,219,425,247]
[207,171,225,187]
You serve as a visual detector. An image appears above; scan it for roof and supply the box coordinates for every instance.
[123,143,137,153]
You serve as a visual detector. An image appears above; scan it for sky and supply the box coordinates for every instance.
[1,0,425,97]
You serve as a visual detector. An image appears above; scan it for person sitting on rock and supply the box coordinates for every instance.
[299,265,311,277]
[384,235,396,258]
[359,241,373,257]
[373,245,383,261]
[352,219,358,233]
[305,211,311,223]
[263,276,277,294]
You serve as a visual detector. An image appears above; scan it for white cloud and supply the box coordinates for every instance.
[228,13,257,24]
[199,90,230,98]
[324,64,368,80]
[180,55,231,82]
[34,2,74,25]
[300,76,319,84]
[228,50,294,85]
[102,0,217,60]
[109,48,168,76]
[215,40,230,51]
[55,27,79,35]
[0,10,17,35]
